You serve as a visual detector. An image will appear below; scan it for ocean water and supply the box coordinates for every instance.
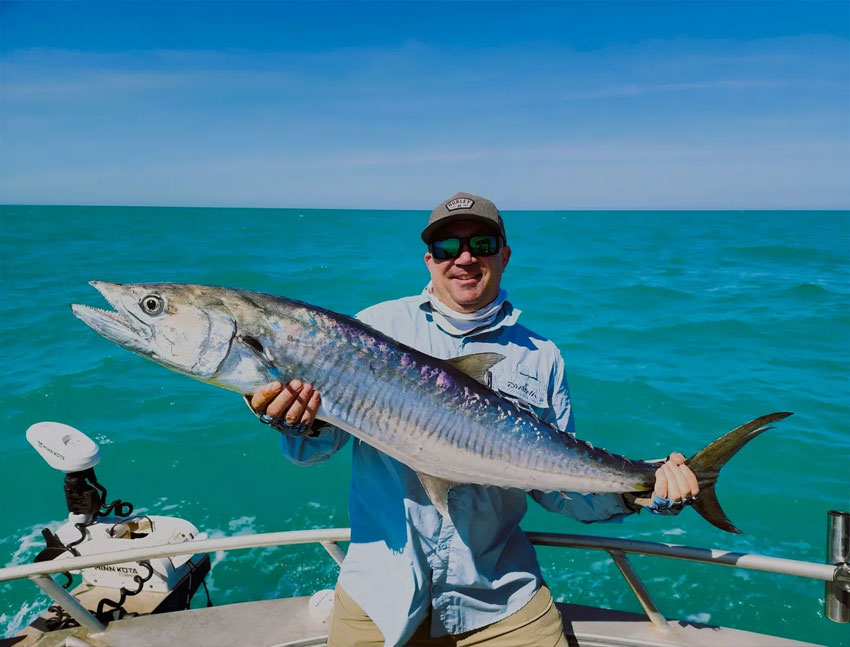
[0,205,848,646]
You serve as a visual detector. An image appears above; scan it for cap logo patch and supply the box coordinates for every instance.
[445,197,474,211]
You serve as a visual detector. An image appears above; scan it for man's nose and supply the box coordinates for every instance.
[454,246,476,264]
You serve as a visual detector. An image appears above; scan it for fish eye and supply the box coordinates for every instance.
[140,294,165,315]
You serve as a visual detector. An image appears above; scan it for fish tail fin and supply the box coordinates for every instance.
[686,412,793,533]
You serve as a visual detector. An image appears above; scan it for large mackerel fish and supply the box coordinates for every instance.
[72,282,791,532]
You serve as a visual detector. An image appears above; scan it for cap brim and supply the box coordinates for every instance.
[421,214,504,244]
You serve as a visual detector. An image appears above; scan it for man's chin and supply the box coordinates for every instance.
[450,289,487,310]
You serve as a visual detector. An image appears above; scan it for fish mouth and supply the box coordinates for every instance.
[71,281,154,352]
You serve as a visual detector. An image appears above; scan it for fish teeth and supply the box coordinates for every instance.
[76,304,123,319]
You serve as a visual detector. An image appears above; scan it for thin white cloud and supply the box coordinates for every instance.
[1,35,847,208]
[561,79,790,101]
[2,135,846,209]
[3,35,843,104]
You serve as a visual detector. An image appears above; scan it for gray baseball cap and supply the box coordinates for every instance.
[421,192,507,244]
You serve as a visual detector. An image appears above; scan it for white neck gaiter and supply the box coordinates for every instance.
[424,282,507,336]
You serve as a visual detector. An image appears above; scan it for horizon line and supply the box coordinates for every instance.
[2,203,849,213]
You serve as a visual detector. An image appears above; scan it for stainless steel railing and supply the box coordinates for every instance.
[2,518,849,638]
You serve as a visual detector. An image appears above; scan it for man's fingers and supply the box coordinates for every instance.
[284,383,313,424]
[301,390,321,425]
[681,464,699,496]
[654,467,668,499]
[266,380,303,419]
[653,453,699,504]
[250,381,283,411]
[666,461,690,500]
[668,452,685,466]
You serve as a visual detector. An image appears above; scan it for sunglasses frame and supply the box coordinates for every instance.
[428,235,504,261]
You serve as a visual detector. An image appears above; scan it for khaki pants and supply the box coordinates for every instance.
[327,584,568,647]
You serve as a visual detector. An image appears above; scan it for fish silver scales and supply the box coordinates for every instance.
[306,312,644,493]
[71,281,792,532]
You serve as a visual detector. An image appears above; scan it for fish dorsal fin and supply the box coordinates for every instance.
[416,472,460,517]
[446,352,505,385]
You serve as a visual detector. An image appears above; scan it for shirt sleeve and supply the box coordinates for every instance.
[532,346,635,522]
[243,393,351,466]
[280,424,350,466]
[530,490,632,523]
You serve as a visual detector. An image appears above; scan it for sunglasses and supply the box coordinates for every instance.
[429,235,503,260]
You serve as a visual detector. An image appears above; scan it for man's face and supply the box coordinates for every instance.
[424,220,511,313]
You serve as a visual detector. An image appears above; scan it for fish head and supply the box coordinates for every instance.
[72,281,240,385]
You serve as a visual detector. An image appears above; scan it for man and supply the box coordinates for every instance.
[248,192,698,646]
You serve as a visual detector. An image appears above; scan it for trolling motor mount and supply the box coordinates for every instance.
[63,469,104,518]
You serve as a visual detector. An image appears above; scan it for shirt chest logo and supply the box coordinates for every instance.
[493,375,547,409]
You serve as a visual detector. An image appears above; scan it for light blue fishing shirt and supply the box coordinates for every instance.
[279,292,632,646]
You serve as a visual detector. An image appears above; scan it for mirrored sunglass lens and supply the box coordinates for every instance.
[470,235,498,255]
[433,238,461,259]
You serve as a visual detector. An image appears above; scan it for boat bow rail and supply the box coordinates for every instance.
[2,518,849,642]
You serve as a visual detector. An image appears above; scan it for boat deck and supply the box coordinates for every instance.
[3,595,821,647]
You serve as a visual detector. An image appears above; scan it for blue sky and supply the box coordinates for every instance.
[1,1,848,209]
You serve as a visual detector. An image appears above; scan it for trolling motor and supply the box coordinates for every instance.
[22,422,211,632]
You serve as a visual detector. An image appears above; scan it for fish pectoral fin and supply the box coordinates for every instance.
[446,352,505,385]
[416,472,460,517]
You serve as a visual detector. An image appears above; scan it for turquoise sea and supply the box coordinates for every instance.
[1,206,848,645]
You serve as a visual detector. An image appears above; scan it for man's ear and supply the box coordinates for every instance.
[502,245,511,269]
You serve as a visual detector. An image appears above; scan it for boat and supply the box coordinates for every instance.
[2,423,848,647]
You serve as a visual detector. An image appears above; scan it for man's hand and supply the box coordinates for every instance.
[623,452,700,512]
[248,380,322,431]
[653,452,699,502]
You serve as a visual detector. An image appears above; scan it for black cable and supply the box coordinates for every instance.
[44,605,79,631]
[183,556,214,608]
[59,571,74,590]
[135,514,155,534]
[39,469,151,628]
[201,578,212,608]
[94,560,154,620]
[100,498,134,518]
[107,514,155,538]
[77,467,134,519]
[66,522,88,551]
